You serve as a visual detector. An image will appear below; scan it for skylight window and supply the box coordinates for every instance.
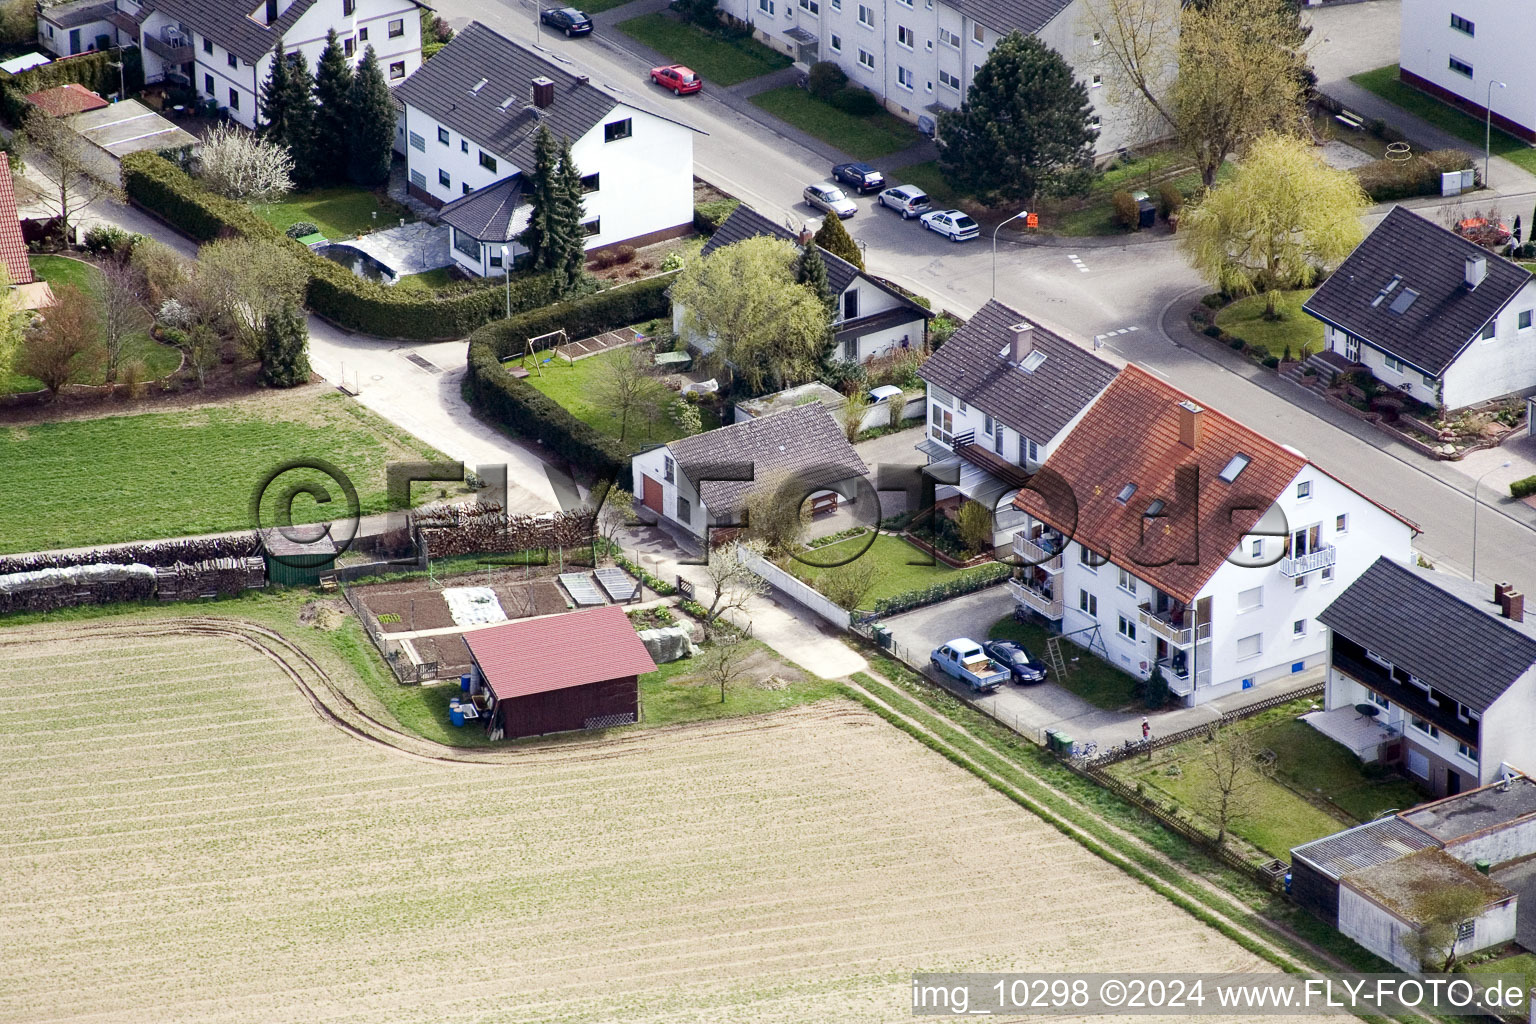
[1020,350,1047,373]
[1388,288,1420,314]
[470,77,489,93]
[499,95,516,109]
[1219,453,1251,483]
[1371,274,1403,308]
[1116,483,1137,503]
[1144,499,1166,517]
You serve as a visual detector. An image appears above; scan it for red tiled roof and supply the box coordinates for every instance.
[0,153,33,287]
[1015,365,1306,605]
[464,605,657,700]
[25,83,109,117]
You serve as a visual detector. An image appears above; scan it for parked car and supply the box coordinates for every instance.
[803,181,857,219]
[982,639,1048,684]
[877,184,931,219]
[540,7,592,35]
[930,639,1010,693]
[650,64,702,95]
[832,162,886,194]
[921,209,980,242]
[867,384,903,406]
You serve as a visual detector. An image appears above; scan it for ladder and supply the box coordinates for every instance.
[1045,636,1071,680]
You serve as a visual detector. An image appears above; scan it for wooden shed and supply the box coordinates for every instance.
[464,605,656,740]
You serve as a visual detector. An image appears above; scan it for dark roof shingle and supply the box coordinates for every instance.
[439,174,524,243]
[145,0,321,64]
[920,299,1116,445]
[1304,206,1533,375]
[946,0,1074,35]
[1317,557,1536,712]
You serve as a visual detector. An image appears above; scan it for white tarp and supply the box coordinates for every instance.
[442,587,507,627]
[0,562,156,593]
[637,626,696,664]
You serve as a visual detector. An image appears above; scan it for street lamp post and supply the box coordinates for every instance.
[108,60,124,101]
[1471,459,1512,582]
[991,209,1029,298]
[1485,79,1506,189]
[501,245,511,319]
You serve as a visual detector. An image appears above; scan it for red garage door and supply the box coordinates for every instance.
[641,475,663,513]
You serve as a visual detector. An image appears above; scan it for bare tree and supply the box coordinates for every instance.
[191,237,307,360]
[1077,0,1180,134]
[594,483,636,553]
[701,540,769,633]
[18,284,102,396]
[742,469,814,558]
[1403,882,1491,971]
[183,322,221,389]
[1194,727,1274,846]
[595,346,668,442]
[702,639,753,703]
[97,258,151,384]
[197,123,295,203]
[814,560,880,610]
[21,110,123,243]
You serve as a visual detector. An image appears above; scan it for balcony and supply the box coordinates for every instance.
[106,8,141,38]
[1007,578,1063,620]
[1279,543,1337,578]
[1012,532,1064,573]
[143,32,193,64]
[1330,638,1477,746]
[1138,604,1211,649]
[951,431,1032,489]
[1156,657,1208,697]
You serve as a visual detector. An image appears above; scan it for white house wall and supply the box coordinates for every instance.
[842,314,923,362]
[37,15,116,57]
[631,446,708,540]
[1479,667,1536,782]
[1400,0,1536,139]
[567,103,693,251]
[1338,883,1515,973]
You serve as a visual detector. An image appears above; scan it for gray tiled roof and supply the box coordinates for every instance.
[439,174,523,243]
[394,21,698,174]
[1303,206,1533,376]
[945,0,1074,35]
[1318,556,1536,712]
[1290,817,1437,880]
[144,0,321,64]
[39,0,116,30]
[918,299,1118,444]
[667,402,869,517]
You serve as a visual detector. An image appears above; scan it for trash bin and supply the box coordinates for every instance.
[1137,199,1157,229]
[872,625,892,649]
[449,697,465,727]
[460,673,471,693]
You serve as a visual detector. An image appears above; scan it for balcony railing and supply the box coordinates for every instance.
[1279,543,1337,578]
[1138,605,1211,648]
[106,9,141,38]
[1007,579,1063,619]
[143,33,193,63]
[952,431,1032,489]
[1155,658,1209,697]
[1012,533,1064,573]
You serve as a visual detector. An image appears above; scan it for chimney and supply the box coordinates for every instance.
[1177,399,1203,450]
[1466,254,1487,290]
[798,227,815,246]
[531,76,555,109]
[1500,590,1525,623]
[1495,581,1513,604]
[1008,322,1034,364]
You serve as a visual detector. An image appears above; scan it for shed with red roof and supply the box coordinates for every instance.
[464,605,655,740]
[25,83,109,118]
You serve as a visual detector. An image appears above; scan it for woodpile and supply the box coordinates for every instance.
[0,534,262,575]
[154,558,268,602]
[0,554,267,615]
[414,504,596,559]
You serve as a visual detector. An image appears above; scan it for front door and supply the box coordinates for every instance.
[68,27,81,53]
[1343,334,1360,362]
[1447,770,1462,796]
[641,474,663,514]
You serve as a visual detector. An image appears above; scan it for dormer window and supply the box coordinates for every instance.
[1144,498,1165,517]
[1219,453,1251,482]
[1019,349,1046,372]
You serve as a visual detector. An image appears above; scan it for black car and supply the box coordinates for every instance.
[540,7,593,35]
[831,162,886,194]
[982,640,1047,684]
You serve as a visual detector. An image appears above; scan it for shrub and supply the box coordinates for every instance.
[830,87,880,116]
[692,198,740,235]
[871,562,1011,617]
[929,314,960,348]
[1262,355,1280,369]
[1157,182,1184,219]
[818,357,867,394]
[1111,190,1140,231]
[1511,475,1536,500]
[1354,149,1472,203]
[660,249,686,272]
[592,250,617,270]
[155,298,196,330]
[614,245,637,264]
[1202,324,1223,338]
[117,358,146,399]
[285,221,320,239]
[806,60,847,102]
[613,552,677,594]
[83,225,135,257]
[1200,292,1226,309]
[1228,337,1245,350]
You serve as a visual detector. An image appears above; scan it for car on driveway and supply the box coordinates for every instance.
[982,639,1048,684]
[540,7,592,35]
[876,184,930,219]
[931,638,1010,693]
[921,209,979,242]
[803,181,857,219]
[831,162,885,194]
[650,64,701,95]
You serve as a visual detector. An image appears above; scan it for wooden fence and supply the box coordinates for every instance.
[1085,682,1325,768]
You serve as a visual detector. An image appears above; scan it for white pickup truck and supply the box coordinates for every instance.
[930,638,1010,693]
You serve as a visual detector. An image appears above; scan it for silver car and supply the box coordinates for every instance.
[877,184,931,219]
[803,181,857,219]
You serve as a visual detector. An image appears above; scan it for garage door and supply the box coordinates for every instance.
[641,475,663,513]
[1407,748,1429,779]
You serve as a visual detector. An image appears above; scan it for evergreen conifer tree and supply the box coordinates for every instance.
[517,126,560,270]
[259,41,316,179]
[813,214,863,270]
[348,46,397,186]
[793,244,833,314]
[312,30,354,184]
[553,137,588,288]
[259,301,311,388]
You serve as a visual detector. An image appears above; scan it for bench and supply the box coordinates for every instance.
[808,490,839,516]
[1335,110,1364,131]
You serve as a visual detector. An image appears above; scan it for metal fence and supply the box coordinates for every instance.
[339,581,440,685]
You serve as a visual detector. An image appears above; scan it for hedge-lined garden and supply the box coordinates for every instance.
[0,49,144,123]
[121,151,564,339]
[464,274,676,487]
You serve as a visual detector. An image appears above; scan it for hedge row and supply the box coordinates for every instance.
[1512,475,1536,500]
[872,562,1012,617]
[1354,149,1472,203]
[0,48,144,123]
[464,274,676,488]
[120,151,563,339]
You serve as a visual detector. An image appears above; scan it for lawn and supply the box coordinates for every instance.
[987,614,1140,711]
[392,266,457,292]
[253,185,410,240]
[1257,718,1423,821]
[749,86,922,161]
[522,343,720,447]
[2,256,180,395]
[1214,289,1324,360]
[1350,64,1536,175]
[617,13,791,87]
[0,389,450,553]
[1463,953,1536,1000]
[788,533,993,606]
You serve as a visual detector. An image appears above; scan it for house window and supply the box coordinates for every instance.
[858,3,873,25]
[452,229,478,259]
[1450,13,1474,35]
[939,27,959,48]
[479,151,497,172]
[1449,56,1473,77]
[858,49,875,70]
[1237,586,1263,612]
[438,127,450,145]
[1421,371,1436,387]
[1294,574,1308,590]
[389,61,405,80]
[340,35,354,56]
[664,455,675,483]
[1335,514,1348,533]
[461,140,469,153]
[203,37,213,54]
[1091,73,1102,88]
[1251,538,1263,558]
[204,74,215,95]
[359,26,367,41]
[604,118,633,142]
[1480,321,1496,340]
[229,89,239,110]
[1078,546,1103,571]
[1117,615,1136,642]
[582,218,601,236]
[344,0,355,13]
[1092,31,1102,45]
[1384,354,1407,373]
[831,0,840,7]
[488,252,502,268]
[799,0,819,11]
[972,23,983,42]
[1370,691,1389,709]
[1458,741,1478,763]
[1296,480,1311,500]
[1236,633,1262,660]
[829,33,841,51]
[1079,590,1097,618]
[1117,568,1137,595]
[843,289,858,320]
[462,183,470,195]
[438,169,450,187]
[1019,437,1039,466]
[897,25,914,47]
[580,173,600,193]
[1410,716,1441,739]
[409,131,425,151]
[1321,564,1334,582]
[897,66,913,90]
[227,53,237,68]
[759,0,773,12]
[1521,310,1533,330]
[930,404,953,444]
[410,169,426,188]
[939,69,960,90]
[389,17,405,37]
[1293,618,1307,637]
[676,495,692,523]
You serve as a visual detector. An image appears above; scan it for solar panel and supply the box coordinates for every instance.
[594,568,638,602]
[559,572,604,606]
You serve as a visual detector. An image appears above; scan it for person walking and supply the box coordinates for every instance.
[1141,717,1150,742]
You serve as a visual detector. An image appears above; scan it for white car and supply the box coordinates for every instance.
[803,181,857,219]
[877,184,931,219]
[921,209,980,242]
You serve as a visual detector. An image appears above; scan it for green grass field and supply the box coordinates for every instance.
[749,87,922,160]
[1214,289,1324,359]
[392,266,457,292]
[987,614,1140,710]
[253,186,410,240]
[617,13,791,86]
[1350,65,1536,174]
[0,389,448,553]
[1,256,180,395]
[523,345,720,447]
[788,533,990,606]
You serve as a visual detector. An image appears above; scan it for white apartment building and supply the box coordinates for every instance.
[1400,0,1536,143]
[41,0,424,128]
[714,0,1175,156]
[394,21,701,275]
[1003,366,1418,706]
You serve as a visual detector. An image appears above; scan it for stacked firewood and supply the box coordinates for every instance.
[414,503,596,559]
[0,534,261,575]
[154,558,268,601]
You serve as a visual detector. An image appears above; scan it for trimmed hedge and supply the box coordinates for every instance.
[120,151,564,339]
[1354,149,1472,203]
[0,48,144,123]
[693,198,740,235]
[872,562,1011,617]
[464,274,676,488]
[1512,475,1536,500]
